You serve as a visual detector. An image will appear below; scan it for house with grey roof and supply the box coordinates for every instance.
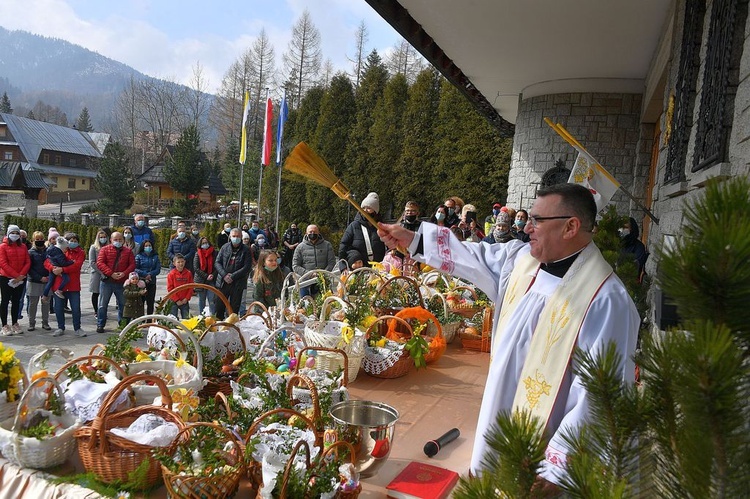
[0,112,104,204]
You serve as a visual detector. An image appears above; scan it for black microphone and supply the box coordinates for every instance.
[424,428,460,458]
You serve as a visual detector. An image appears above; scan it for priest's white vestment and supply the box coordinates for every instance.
[407,223,639,482]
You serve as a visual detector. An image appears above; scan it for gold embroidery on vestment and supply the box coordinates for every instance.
[543,299,570,365]
[523,370,551,409]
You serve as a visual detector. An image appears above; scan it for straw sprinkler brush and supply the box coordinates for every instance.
[283,142,407,254]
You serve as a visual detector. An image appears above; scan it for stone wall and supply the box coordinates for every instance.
[507,92,645,213]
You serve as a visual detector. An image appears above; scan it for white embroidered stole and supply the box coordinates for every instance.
[496,243,612,429]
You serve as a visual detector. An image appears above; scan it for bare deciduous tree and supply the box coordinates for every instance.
[348,20,369,88]
[282,9,322,108]
[386,40,426,83]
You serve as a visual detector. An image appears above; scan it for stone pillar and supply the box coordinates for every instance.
[81,213,90,226]
[23,197,38,219]
[171,217,182,230]
[507,92,643,214]
[109,214,119,228]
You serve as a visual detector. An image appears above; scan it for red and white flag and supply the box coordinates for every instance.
[261,92,273,166]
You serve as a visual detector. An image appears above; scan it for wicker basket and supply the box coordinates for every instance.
[446,285,482,318]
[0,376,82,469]
[162,422,244,499]
[295,347,351,391]
[53,355,129,422]
[198,321,246,399]
[460,307,494,353]
[118,315,204,406]
[390,307,446,364]
[426,292,462,344]
[245,407,319,492]
[304,297,365,381]
[75,373,186,489]
[256,326,308,361]
[362,316,413,379]
[274,439,360,499]
[158,282,233,316]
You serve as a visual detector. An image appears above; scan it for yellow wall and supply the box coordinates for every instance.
[48,175,93,192]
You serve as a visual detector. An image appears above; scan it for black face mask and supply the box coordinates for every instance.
[405,215,417,223]
[308,233,319,242]
[34,240,45,248]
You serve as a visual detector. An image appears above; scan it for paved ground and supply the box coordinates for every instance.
[2,266,255,370]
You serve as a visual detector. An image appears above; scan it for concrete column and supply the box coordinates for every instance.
[81,213,90,226]
[109,214,119,228]
[24,198,38,219]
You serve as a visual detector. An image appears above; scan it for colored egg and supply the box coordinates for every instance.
[305,357,316,368]
[289,358,297,370]
[277,364,290,372]
[281,351,290,358]
[307,349,317,357]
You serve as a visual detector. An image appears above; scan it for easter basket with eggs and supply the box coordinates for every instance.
[459,306,495,353]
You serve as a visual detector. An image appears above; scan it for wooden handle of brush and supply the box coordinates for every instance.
[347,198,409,255]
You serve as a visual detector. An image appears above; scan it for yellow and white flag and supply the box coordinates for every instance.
[239,90,250,165]
[568,151,620,212]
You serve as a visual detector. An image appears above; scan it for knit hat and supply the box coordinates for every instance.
[56,236,69,249]
[492,203,501,209]
[361,192,380,213]
[6,224,20,235]
[129,271,139,281]
[496,212,511,225]
[48,227,60,240]
[347,250,365,268]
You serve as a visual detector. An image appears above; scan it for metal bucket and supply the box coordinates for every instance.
[329,400,399,478]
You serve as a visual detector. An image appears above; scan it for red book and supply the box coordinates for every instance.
[386,461,460,499]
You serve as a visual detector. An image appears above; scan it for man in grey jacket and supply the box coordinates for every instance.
[214,228,253,319]
[292,224,336,297]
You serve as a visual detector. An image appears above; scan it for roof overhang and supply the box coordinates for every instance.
[366,0,672,135]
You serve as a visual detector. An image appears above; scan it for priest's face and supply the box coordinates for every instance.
[526,194,573,263]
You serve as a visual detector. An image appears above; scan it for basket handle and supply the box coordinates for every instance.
[393,307,443,341]
[447,285,479,301]
[88,343,106,356]
[54,355,127,381]
[364,315,413,339]
[343,266,385,296]
[214,391,233,421]
[245,407,317,443]
[319,296,348,321]
[242,301,273,329]
[279,440,313,498]
[428,292,450,320]
[11,376,65,434]
[136,322,188,352]
[26,348,74,377]
[376,275,424,306]
[256,327,308,360]
[319,439,356,466]
[167,421,244,467]
[286,374,321,424]
[294,347,349,387]
[157,283,233,316]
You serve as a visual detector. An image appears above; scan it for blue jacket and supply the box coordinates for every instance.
[131,224,155,248]
[135,251,161,280]
[167,236,197,271]
[27,246,48,283]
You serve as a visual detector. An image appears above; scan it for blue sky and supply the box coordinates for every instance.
[0,0,403,93]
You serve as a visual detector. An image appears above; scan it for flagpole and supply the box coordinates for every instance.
[274,89,288,231]
[544,118,660,224]
[238,89,250,227]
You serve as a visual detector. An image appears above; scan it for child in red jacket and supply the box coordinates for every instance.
[166,254,193,319]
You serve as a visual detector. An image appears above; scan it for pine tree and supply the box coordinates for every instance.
[164,125,210,216]
[0,92,12,113]
[75,107,93,132]
[310,73,356,227]
[96,142,135,214]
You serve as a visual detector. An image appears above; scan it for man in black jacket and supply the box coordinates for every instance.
[214,228,253,319]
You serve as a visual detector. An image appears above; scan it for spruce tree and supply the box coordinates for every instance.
[393,69,440,214]
[75,107,93,132]
[96,142,135,214]
[0,92,12,113]
[164,124,210,216]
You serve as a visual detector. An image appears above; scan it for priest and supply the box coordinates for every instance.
[377,183,639,487]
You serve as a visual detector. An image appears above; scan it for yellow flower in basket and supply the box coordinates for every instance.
[171,388,200,421]
[361,315,378,329]
[370,261,386,272]
[389,267,402,277]
[341,324,355,345]
[181,316,202,331]
[0,341,23,402]
[175,352,191,369]
[135,351,152,363]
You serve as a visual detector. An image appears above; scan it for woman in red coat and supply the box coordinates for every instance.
[45,232,85,337]
[0,224,31,335]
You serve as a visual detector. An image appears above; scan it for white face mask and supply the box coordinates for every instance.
[8,234,20,242]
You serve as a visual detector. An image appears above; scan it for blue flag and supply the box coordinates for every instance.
[276,92,289,165]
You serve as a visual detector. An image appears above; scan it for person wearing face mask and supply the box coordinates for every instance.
[400,201,422,232]
[293,225,336,298]
[217,223,232,249]
[618,216,648,278]
[0,225,30,335]
[247,220,265,244]
[190,224,201,242]
[252,249,284,310]
[96,231,136,334]
[26,231,52,332]
[88,229,109,314]
[281,223,303,272]
[429,204,449,227]
[136,240,161,315]
[131,214,155,248]
[514,209,531,243]
[251,234,269,266]
[484,203,504,236]
[167,222,197,273]
[214,228,253,320]
[443,197,462,228]
[482,213,514,244]
[338,192,386,269]
[45,232,85,337]
[122,226,138,254]
[193,236,217,316]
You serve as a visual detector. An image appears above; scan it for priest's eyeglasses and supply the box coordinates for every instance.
[527,215,573,228]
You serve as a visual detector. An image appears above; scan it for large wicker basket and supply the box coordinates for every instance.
[294,347,350,394]
[446,285,482,318]
[0,376,81,469]
[426,292,462,344]
[198,321,246,399]
[362,316,413,379]
[390,307,446,364]
[74,373,186,489]
[304,297,365,381]
[118,315,205,406]
[275,440,361,499]
[460,307,494,353]
[162,422,244,499]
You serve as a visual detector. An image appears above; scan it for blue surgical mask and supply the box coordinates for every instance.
[69,242,79,249]
[99,237,108,244]
[264,265,277,272]
[201,243,209,250]
[192,230,199,236]
[124,233,132,239]
[231,236,241,245]
[225,228,231,233]
[447,208,455,216]
[515,220,526,229]
[8,234,20,242]
[177,231,186,239]
[113,241,123,248]
[136,220,145,228]
[144,246,152,253]
[493,209,500,216]
[435,212,445,222]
